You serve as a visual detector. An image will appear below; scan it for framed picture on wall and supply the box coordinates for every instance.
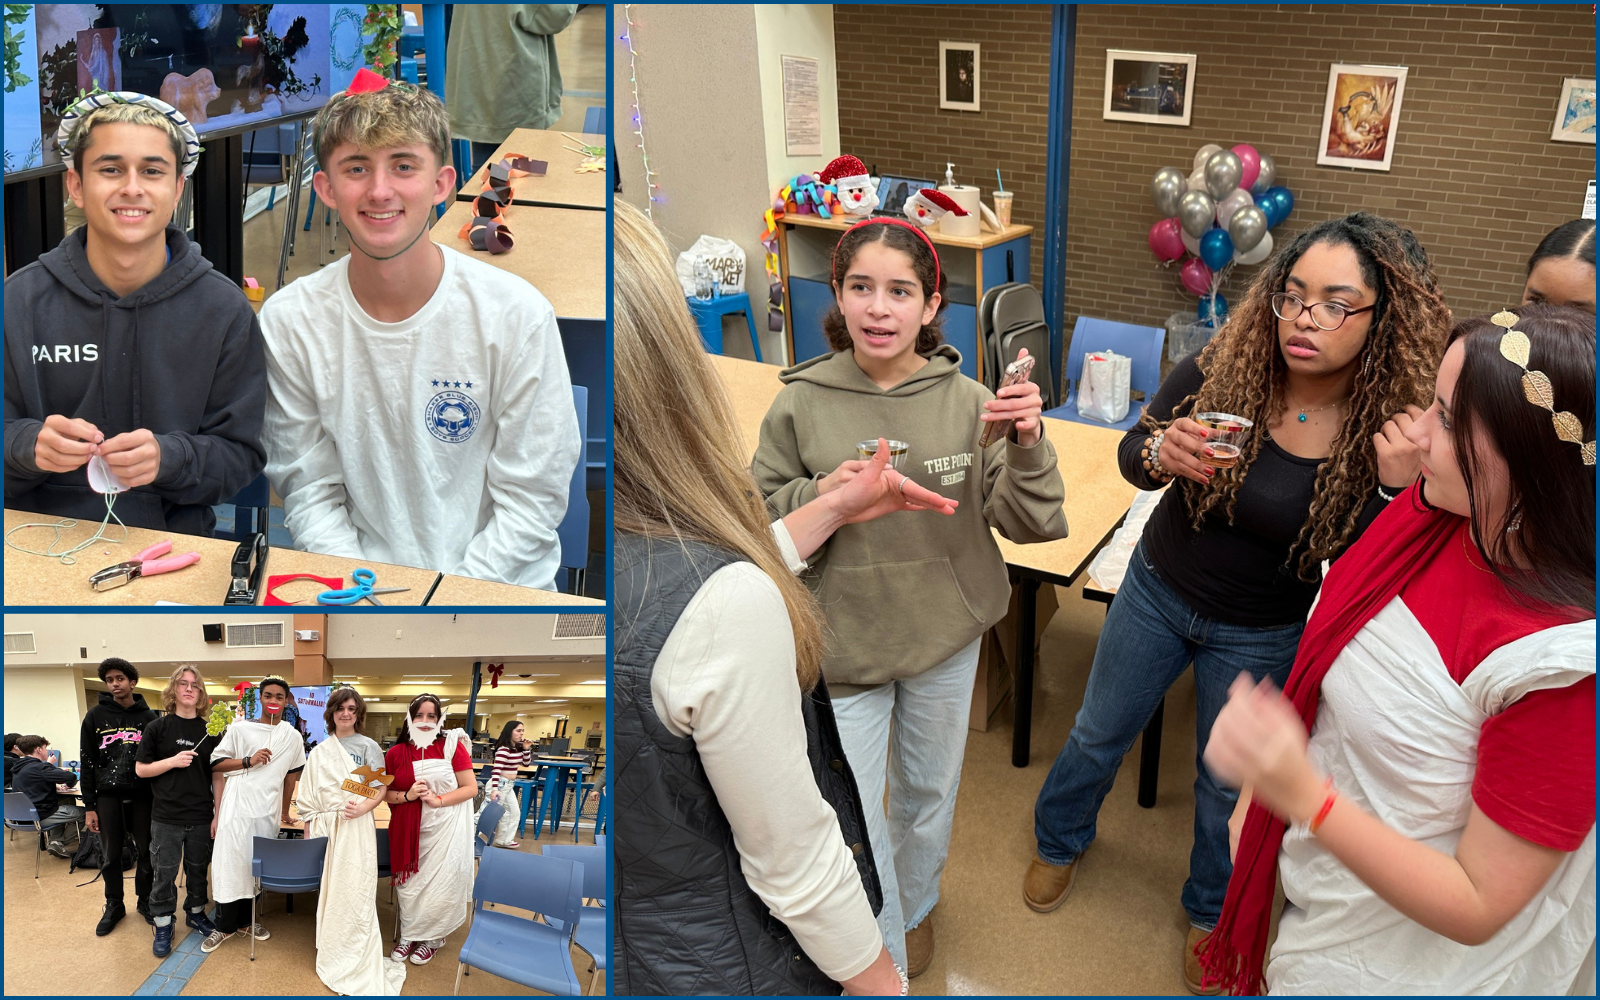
[1317,64,1408,171]
[939,41,979,112]
[1551,78,1596,143]
[1103,50,1195,126]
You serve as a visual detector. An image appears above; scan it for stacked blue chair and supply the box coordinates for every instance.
[454,849,584,995]
[542,844,607,994]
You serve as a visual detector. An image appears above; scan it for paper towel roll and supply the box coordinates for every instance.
[938,184,981,237]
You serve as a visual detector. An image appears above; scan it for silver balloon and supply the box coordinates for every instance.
[1234,229,1274,266]
[1227,204,1269,253]
[1151,166,1186,218]
[1250,153,1277,195]
[1178,190,1215,239]
[1193,143,1223,174]
[1204,150,1242,200]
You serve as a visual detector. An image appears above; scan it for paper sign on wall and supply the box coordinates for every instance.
[782,55,822,156]
[1584,180,1595,221]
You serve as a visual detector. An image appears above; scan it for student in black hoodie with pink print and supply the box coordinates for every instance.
[80,657,158,936]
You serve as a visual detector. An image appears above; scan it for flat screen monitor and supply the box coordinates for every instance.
[875,175,936,218]
[549,737,570,755]
[5,4,364,178]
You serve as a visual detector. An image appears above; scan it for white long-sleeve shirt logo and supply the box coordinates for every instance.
[426,388,481,443]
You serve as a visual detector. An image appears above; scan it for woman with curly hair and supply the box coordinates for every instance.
[1026,213,1452,993]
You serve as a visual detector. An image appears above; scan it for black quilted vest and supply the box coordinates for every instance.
[614,532,883,996]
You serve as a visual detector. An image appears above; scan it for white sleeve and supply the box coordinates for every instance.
[260,298,365,559]
[650,562,884,982]
[770,519,809,575]
[453,307,581,590]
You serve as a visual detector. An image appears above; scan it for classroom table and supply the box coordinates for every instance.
[427,573,601,606]
[513,758,591,838]
[4,509,589,607]
[430,200,605,323]
[456,128,608,211]
[705,353,1138,767]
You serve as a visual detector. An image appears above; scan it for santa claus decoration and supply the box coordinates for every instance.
[902,188,968,228]
[817,154,879,217]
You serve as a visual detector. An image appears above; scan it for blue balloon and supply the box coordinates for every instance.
[1254,190,1281,228]
[1270,186,1294,225]
[1199,228,1235,271]
[1198,292,1228,326]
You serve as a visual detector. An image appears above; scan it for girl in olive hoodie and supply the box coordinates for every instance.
[753,220,1067,975]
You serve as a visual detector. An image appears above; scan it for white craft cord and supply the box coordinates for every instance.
[5,490,127,565]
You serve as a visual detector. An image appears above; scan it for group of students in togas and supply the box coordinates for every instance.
[613,199,1596,996]
[3,72,578,590]
[10,659,488,996]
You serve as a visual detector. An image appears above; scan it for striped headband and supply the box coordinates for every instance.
[56,92,202,178]
[831,217,942,292]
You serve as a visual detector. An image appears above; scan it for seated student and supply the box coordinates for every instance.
[3,93,266,535]
[202,675,306,953]
[260,71,580,591]
[11,735,83,857]
[1522,219,1595,313]
[81,656,158,935]
[5,733,23,790]
[135,664,218,958]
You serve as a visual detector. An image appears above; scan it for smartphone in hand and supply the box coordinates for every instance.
[979,354,1037,448]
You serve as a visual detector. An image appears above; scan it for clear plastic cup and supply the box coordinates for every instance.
[993,190,1013,227]
[856,439,910,471]
[1194,412,1254,468]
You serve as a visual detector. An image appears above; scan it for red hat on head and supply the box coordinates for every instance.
[817,155,870,188]
[916,188,967,215]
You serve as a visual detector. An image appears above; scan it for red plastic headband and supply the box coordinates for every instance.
[831,217,942,293]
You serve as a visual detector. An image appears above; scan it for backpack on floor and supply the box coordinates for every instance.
[68,831,136,879]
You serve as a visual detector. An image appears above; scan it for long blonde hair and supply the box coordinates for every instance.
[614,200,826,689]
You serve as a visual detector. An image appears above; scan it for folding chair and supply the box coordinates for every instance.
[249,835,327,961]
[4,791,80,878]
[454,848,584,995]
[542,844,607,994]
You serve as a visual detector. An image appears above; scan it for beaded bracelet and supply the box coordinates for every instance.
[1141,430,1173,482]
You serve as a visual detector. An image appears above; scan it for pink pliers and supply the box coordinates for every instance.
[89,541,202,592]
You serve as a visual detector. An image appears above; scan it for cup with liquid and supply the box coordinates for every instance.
[993,190,1013,227]
[856,439,910,471]
[1194,413,1253,469]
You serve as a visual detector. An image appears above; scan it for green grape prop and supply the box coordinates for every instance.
[206,702,233,737]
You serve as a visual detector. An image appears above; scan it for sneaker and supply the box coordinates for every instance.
[45,841,73,859]
[408,942,437,965]
[185,910,218,937]
[95,901,126,937]
[390,940,415,962]
[137,897,154,926]
[245,922,271,941]
[199,929,233,954]
[153,922,174,958]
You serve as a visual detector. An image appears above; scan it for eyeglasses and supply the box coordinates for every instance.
[1270,292,1376,332]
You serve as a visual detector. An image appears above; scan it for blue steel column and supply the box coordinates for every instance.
[1043,5,1076,402]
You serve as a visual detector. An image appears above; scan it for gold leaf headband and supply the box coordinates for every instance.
[1490,310,1595,465]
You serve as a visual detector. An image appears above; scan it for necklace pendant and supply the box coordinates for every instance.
[1298,412,1307,422]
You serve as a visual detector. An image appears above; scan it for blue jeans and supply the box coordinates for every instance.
[832,637,982,971]
[1033,541,1303,929]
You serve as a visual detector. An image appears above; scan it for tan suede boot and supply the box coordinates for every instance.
[1022,853,1080,913]
[905,915,934,978]
[1184,926,1222,996]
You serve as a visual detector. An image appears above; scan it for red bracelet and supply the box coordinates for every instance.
[1308,777,1337,834]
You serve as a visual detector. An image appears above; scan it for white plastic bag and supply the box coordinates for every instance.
[1076,349,1132,424]
[1086,485,1168,591]
[675,235,745,298]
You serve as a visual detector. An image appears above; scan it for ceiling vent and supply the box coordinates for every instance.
[552,615,605,640]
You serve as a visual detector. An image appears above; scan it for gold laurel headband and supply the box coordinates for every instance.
[1490,309,1595,466]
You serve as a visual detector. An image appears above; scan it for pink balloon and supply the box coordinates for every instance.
[1148,217,1184,262]
[1180,257,1213,296]
[1232,144,1261,192]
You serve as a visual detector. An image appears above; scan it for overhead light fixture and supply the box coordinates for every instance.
[578,679,606,685]
[535,699,566,704]
[402,674,452,678]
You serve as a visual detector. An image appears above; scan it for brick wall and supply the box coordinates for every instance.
[1068,3,1596,341]
[835,4,1054,287]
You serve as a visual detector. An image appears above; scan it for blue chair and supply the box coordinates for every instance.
[568,768,600,840]
[594,833,605,848]
[4,791,80,878]
[530,766,569,840]
[1042,316,1167,432]
[513,778,540,838]
[250,835,327,961]
[541,844,607,994]
[454,848,584,995]
[593,784,609,842]
[216,473,272,543]
[475,800,505,860]
[688,292,763,362]
[558,386,591,595]
[581,105,606,136]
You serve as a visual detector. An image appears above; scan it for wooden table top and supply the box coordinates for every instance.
[6,508,451,606]
[706,353,1137,584]
[782,211,1032,250]
[426,573,602,606]
[431,200,605,321]
[456,128,607,211]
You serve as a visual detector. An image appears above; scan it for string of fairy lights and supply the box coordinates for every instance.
[621,4,660,219]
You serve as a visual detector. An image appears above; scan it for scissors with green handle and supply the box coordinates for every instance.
[318,568,410,606]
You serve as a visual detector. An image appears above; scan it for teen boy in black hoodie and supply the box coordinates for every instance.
[80,656,158,936]
[12,735,83,855]
[2,93,264,536]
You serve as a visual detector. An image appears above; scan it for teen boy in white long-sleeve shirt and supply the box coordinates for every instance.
[260,71,579,591]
